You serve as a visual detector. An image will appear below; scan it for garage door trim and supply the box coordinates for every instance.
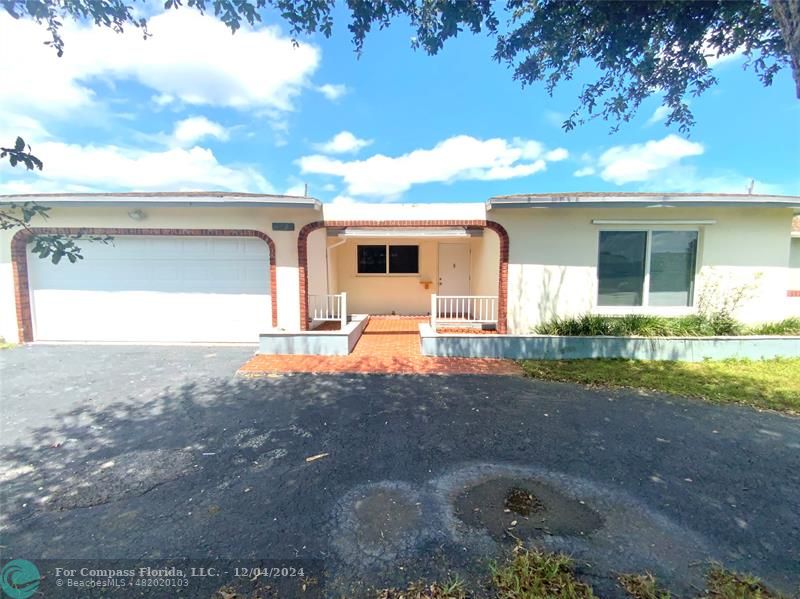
[11,227,278,343]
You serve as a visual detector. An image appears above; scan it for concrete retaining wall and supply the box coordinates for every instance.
[419,324,800,362]
[259,314,368,355]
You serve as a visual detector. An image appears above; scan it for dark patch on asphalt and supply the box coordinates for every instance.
[45,449,195,510]
[331,482,448,571]
[454,476,602,541]
[504,486,544,516]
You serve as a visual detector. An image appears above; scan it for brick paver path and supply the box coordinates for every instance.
[238,316,522,376]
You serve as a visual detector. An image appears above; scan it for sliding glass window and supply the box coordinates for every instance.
[597,230,698,307]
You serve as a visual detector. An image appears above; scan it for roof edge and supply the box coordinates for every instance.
[0,191,322,209]
[488,192,800,210]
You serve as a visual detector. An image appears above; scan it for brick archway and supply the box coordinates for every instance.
[297,220,509,333]
[11,227,278,343]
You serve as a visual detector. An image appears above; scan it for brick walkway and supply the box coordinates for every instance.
[238,316,522,376]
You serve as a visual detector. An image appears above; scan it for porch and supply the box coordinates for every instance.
[242,316,521,375]
[303,222,507,332]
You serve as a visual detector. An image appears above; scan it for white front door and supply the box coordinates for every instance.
[27,236,272,343]
[438,243,470,296]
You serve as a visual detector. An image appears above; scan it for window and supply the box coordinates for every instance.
[357,244,419,274]
[597,230,698,307]
[357,245,386,274]
[389,245,419,274]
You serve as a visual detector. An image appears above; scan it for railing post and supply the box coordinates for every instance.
[340,292,347,329]
[430,294,437,329]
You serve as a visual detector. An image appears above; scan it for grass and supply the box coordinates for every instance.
[618,573,672,599]
[490,546,595,599]
[0,338,14,350]
[520,358,800,414]
[534,314,800,338]
[376,576,468,598]
[702,564,785,599]
[373,547,786,599]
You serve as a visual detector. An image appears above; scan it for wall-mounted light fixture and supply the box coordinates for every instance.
[128,209,146,221]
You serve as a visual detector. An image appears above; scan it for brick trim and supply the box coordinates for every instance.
[789,290,800,297]
[297,220,510,334]
[11,227,278,343]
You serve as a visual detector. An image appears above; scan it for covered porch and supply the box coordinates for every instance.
[303,222,507,333]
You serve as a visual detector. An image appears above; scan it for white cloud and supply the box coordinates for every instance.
[0,10,320,118]
[573,166,595,178]
[171,116,229,147]
[646,105,671,125]
[640,166,788,195]
[596,135,704,184]
[317,84,347,100]
[544,148,569,161]
[0,140,272,193]
[284,183,308,197]
[297,135,566,198]
[314,131,373,154]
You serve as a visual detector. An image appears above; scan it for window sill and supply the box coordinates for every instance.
[356,273,421,277]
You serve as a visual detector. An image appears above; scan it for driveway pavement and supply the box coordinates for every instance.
[1,345,799,598]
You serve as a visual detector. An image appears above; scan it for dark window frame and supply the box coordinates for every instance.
[356,243,420,275]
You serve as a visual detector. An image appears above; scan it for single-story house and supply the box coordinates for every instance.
[1,191,798,345]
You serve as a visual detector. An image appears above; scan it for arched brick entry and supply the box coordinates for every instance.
[297,220,509,333]
[11,227,278,343]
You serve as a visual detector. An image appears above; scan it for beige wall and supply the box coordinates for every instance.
[791,238,800,291]
[491,207,795,333]
[0,204,321,342]
[326,234,500,315]
[330,237,438,315]
[470,232,500,297]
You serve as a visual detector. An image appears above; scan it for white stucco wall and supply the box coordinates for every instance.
[490,206,795,333]
[790,238,800,289]
[0,204,321,342]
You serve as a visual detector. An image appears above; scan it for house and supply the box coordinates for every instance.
[1,191,798,346]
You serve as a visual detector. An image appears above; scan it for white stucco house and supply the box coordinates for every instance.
[0,191,798,346]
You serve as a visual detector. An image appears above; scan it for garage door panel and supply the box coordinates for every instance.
[28,236,272,342]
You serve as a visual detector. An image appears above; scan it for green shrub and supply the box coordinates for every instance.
[534,312,771,337]
[748,317,800,336]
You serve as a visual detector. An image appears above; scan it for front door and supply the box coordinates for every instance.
[438,243,470,296]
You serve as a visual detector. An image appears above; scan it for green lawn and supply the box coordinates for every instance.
[520,358,800,414]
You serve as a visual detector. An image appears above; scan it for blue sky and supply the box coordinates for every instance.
[1,6,798,203]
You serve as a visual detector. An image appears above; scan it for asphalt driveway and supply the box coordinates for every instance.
[1,345,799,597]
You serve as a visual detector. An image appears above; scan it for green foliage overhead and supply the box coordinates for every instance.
[1,137,43,171]
[2,0,798,133]
[0,201,112,263]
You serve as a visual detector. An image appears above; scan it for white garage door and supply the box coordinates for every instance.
[27,236,272,343]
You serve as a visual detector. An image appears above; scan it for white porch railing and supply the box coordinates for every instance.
[309,292,347,329]
[430,294,498,328]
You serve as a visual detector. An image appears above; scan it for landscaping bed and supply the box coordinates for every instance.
[520,358,800,414]
[535,314,800,337]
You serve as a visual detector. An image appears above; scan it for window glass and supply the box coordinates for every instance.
[649,231,698,306]
[357,245,386,274]
[389,245,419,274]
[597,231,647,306]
